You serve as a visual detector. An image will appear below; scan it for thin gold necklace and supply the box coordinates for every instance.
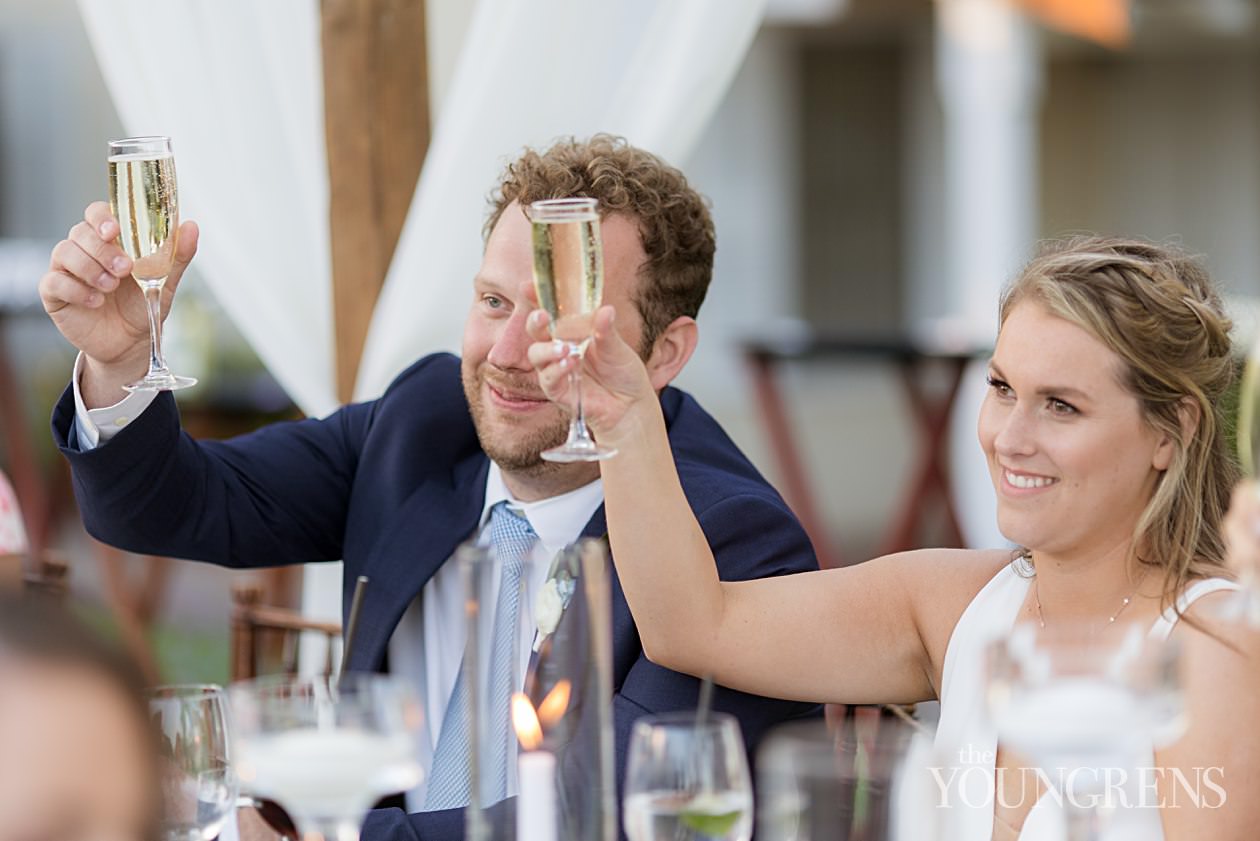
[1033,570,1148,629]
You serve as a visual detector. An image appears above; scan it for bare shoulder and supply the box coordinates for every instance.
[1159,592,1260,838]
[881,547,1014,604]
[1175,589,1260,659]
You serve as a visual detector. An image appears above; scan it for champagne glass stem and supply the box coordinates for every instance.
[142,281,170,379]
[570,352,588,438]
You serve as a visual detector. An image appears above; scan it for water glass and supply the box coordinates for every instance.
[623,712,753,841]
[148,684,237,841]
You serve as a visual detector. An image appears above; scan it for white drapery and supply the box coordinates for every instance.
[356,0,767,397]
[77,0,766,621]
[77,0,335,417]
[78,0,766,412]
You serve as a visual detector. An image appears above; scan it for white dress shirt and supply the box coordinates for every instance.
[70,354,607,811]
[70,352,158,449]
[392,462,603,809]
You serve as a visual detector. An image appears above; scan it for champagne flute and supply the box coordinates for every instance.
[229,673,424,841]
[1232,346,1260,623]
[528,197,616,462]
[107,135,196,392]
[148,685,238,841]
[623,712,753,841]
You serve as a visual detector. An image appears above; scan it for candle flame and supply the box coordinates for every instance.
[512,692,543,750]
[537,680,571,728]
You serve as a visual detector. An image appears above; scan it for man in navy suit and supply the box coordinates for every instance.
[41,135,819,840]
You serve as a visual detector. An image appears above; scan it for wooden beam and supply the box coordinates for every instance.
[322,0,430,403]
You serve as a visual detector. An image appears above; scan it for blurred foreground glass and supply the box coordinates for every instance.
[148,684,237,841]
[462,539,617,841]
[986,623,1183,841]
[1230,345,1260,624]
[623,712,753,841]
[528,197,616,462]
[107,135,196,392]
[229,673,424,841]
[757,714,937,841]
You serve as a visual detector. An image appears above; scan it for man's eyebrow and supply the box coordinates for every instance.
[472,275,509,293]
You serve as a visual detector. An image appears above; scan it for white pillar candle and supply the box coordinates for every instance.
[517,749,557,841]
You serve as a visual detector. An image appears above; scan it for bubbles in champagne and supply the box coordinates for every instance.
[530,207,604,347]
[108,153,179,283]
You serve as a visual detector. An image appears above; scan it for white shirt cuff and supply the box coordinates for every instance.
[72,352,159,450]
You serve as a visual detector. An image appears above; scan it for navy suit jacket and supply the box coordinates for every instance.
[53,353,821,841]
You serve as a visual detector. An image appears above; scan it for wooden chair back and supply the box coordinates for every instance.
[0,550,69,600]
[230,582,342,681]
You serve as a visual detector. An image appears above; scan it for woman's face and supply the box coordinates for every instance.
[977,301,1173,560]
[0,660,155,841]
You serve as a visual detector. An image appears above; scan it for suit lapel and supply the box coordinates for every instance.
[574,505,639,684]
[349,452,490,671]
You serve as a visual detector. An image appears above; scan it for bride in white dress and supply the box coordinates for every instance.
[526,235,1260,840]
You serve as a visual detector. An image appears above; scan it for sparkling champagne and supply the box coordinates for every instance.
[531,211,603,347]
[1234,350,1260,623]
[1239,353,1260,476]
[108,152,179,283]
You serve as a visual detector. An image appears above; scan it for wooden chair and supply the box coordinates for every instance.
[0,550,70,600]
[230,582,342,681]
[24,551,69,599]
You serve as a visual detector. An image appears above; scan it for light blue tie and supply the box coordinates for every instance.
[425,502,535,809]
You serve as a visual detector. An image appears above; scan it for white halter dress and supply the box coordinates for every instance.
[932,563,1236,841]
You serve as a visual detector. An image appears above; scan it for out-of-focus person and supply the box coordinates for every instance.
[0,470,28,556]
[0,593,158,841]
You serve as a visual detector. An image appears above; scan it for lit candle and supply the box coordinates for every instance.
[512,693,557,841]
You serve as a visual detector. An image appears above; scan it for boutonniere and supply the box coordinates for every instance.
[533,560,578,650]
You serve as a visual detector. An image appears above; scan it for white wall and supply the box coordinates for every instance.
[0,0,121,239]
[674,27,803,473]
[1041,51,1260,297]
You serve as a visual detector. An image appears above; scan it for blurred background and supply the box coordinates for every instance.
[1,0,1257,684]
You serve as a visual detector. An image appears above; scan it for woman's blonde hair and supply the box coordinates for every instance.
[1001,236,1239,610]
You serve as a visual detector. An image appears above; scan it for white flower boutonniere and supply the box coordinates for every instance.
[534,565,578,650]
[536,579,565,636]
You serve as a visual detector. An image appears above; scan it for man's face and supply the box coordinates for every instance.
[461,201,650,476]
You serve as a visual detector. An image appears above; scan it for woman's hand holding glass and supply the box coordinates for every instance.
[526,301,660,452]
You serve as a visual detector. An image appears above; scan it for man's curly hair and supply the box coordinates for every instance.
[486,134,716,356]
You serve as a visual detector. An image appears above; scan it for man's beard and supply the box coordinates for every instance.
[461,359,570,474]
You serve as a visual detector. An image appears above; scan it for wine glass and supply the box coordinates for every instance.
[107,135,196,392]
[148,684,238,841]
[1230,347,1260,624]
[623,712,753,841]
[985,623,1184,841]
[528,197,616,462]
[229,673,424,841]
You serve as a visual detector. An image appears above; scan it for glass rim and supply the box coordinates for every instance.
[147,682,225,698]
[227,672,406,693]
[527,196,599,222]
[757,717,922,780]
[108,135,172,147]
[107,136,173,159]
[631,710,740,731]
